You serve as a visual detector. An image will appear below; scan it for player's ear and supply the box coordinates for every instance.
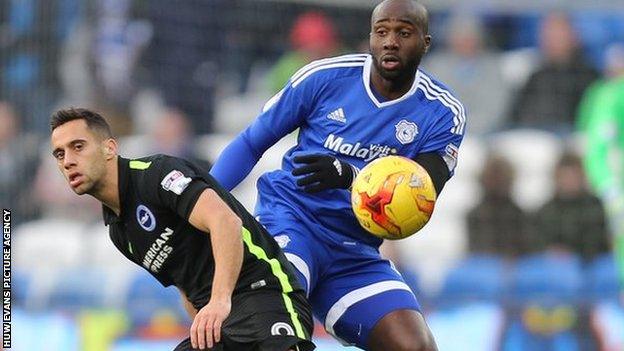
[103,138,118,160]
[424,35,432,53]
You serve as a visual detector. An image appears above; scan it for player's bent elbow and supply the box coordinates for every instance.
[227,214,243,236]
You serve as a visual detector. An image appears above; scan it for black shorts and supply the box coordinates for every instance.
[174,289,315,351]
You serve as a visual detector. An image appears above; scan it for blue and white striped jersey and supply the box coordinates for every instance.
[254,53,466,245]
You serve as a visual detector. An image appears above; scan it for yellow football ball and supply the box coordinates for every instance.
[351,156,437,240]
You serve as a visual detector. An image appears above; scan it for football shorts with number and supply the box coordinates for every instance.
[173,290,314,351]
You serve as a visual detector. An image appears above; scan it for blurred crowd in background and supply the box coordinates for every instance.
[2,0,624,350]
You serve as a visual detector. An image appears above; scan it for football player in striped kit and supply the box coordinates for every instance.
[211,1,466,349]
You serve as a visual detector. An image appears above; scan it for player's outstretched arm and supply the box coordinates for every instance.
[187,188,244,350]
[209,133,262,190]
[211,77,313,190]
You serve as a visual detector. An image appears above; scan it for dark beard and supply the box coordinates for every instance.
[373,55,421,83]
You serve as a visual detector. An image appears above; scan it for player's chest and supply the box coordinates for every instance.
[116,201,184,273]
[308,90,433,160]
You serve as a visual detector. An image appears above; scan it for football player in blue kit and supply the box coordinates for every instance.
[210,0,466,350]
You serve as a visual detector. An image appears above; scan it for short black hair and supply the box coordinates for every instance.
[50,107,113,139]
[556,150,583,170]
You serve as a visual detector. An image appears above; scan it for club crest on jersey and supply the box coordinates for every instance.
[136,205,156,232]
[395,120,418,144]
[161,170,192,195]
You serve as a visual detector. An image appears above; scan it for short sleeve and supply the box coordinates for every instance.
[135,156,212,220]
[419,109,465,177]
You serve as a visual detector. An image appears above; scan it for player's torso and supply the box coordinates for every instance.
[109,162,304,307]
[293,78,436,171]
[109,182,211,289]
[258,62,449,246]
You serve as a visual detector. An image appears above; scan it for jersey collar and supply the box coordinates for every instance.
[362,54,421,108]
[102,157,130,225]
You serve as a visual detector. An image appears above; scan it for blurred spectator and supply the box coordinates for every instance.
[0,0,80,134]
[467,153,532,258]
[122,108,211,170]
[0,102,40,224]
[150,109,197,160]
[533,151,609,261]
[140,0,227,134]
[149,108,210,170]
[507,12,599,133]
[577,42,624,130]
[91,0,152,111]
[579,42,624,286]
[424,14,511,135]
[267,11,339,93]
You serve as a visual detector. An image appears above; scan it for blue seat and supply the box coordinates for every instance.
[509,14,541,49]
[584,254,620,302]
[13,269,31,307]
[47,268,107,310]
[438,254,508,305]
[512,253,583,306]
[124,271,184,325]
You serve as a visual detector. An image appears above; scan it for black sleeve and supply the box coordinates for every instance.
[413,152,450,196]
[137,155,213,220]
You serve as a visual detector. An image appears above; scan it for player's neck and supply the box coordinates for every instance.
[370,70,415,101]
[95,156,121,216]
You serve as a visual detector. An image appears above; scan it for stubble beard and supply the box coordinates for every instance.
[373,55,421,84]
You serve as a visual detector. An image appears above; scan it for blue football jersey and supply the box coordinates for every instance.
[254,54,466,246]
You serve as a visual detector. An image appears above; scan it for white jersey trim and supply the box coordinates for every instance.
[292,62,366,88]
[324,280,414,342]
[262,87,285,112]
[362,55,422,108]
[417,76,466,135]
[291,54,368,83]
[419,73,466,134]
[284,253,311,297]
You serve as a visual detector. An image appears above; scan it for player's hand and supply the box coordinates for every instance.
[292,154,357,193]
[190,297,231,350]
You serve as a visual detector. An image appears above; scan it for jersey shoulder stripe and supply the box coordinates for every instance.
[291,53,368,82]
[422,74,466,134]
[417,80,464,135]
[264,55,367,112]
[129,160,152,170]
[417,73,466,135]
[417,78,466,135]
[290,55,367,88]
[420,73,466,134]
